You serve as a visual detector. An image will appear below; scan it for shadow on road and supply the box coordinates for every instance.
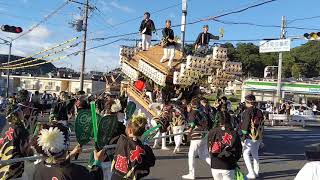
[260,169,300,180]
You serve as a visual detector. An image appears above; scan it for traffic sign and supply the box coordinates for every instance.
[259,39,291,53]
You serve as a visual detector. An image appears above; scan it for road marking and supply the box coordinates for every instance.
[265,135,283,139]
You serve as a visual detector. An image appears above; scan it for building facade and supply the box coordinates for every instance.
[0,74,106,96]
[242,78,320,105]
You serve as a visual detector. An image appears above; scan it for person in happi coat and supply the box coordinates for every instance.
[33,123,105,180]
[111,113,155,180]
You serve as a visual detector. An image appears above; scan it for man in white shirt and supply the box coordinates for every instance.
[312,103,317,115]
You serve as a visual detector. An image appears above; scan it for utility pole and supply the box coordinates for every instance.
[276,16,286,108]
[6,40,12,98]
[79,0,89,91]
[180,0,187,55]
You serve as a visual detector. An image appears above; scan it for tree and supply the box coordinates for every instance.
[291,64,302,79]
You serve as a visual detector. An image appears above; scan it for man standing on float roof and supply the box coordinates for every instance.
[139,12,156,51]
[160,20,175,69]
[194,25,220,49]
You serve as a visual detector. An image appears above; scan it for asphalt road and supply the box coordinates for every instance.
[145,126,320,180]
[68,126,320,180]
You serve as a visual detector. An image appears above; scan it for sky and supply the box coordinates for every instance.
[0,0,320,72]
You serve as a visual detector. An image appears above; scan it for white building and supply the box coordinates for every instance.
[241,78,320,105]
[0,73,106,96]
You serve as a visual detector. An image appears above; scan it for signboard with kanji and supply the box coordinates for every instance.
[259,39,291,53]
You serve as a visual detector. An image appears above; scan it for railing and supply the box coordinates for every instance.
[126,84,158,117]
[268,114,320,127]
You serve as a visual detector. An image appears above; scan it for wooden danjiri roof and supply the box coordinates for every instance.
[122,45,183,76]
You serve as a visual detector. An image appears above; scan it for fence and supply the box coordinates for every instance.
[268,114,320,127]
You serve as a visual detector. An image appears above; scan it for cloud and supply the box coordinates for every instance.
[0,26,53,57]
[99,1,112,12]
[0,24,120,72]
[110,1,135,13]
[25,25,52,40]
[106,18,114,25]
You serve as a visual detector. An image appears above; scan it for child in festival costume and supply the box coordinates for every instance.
[111,113,156,180]
[0,104,33,180]
[33,123,105,180]
[208,111,242,180]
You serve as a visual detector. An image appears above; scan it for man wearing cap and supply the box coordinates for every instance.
[241,94,264,179]
[139,12,156,51]
[194,25,219,50]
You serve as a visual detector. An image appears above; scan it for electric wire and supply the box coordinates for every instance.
[1,0,281,70]
[1,37,79,65]
[2,42,80,68]
[12,1,70,41]
[213,19,320,31]
[0,39,122,70]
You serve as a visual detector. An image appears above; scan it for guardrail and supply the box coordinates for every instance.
[268,114,320,127]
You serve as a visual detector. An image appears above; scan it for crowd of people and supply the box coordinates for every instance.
[0,86,319,180]
[0,84,265,180]
[262,100,319,116]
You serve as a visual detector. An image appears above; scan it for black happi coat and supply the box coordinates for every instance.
[207,125,242,170]
[195,32,219,47]
[188,109,207,140]
[0,123,29,180]
[241,107,264,140]
[162,27,175,46]
[111,135,155,180]
[33,160,103,180]
[139,19,156,36]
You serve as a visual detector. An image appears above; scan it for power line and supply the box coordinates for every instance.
[89,1,187,38]
[288,15,320,24]
[111,1,184,27]
[0,12,68,27]
[0,38,122,70]
[1,0,281,69]
[0,2,76,16]
[172,0,280,28]
[213,19,320,31]
[93,7,115,29]
[2,42,81,68]
[12,1,70,41]
[82,0,281,44]
[1,37,79,65]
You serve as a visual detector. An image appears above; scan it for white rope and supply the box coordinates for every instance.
[152,130,208,140]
